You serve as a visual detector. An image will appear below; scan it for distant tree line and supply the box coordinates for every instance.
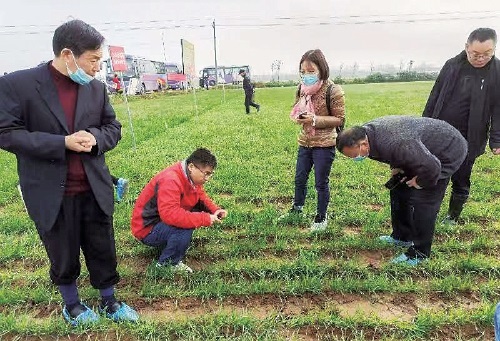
[248,71,438,88]
[211,71,438,90]
[334,71,439,85]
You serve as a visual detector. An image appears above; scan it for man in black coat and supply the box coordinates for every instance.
[239,68,260,114]
[337,116,467,265]
[0,19,138,326]
[423,27,500,224]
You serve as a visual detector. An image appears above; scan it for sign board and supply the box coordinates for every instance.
[108,45,127,72]
[181,39,195,79]
[167,73,187,82]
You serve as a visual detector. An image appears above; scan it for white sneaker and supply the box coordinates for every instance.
[310,217,328,232]
[173,261,193,273]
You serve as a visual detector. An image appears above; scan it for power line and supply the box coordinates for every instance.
[1,9,499,29]
[218,14,500,27]
[0,12,499,36]
[0,14,500,36]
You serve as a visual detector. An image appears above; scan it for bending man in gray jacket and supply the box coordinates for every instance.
[336,116,467,265]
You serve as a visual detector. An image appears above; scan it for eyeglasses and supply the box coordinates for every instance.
[467,50,495,60]
[193,164,214,178]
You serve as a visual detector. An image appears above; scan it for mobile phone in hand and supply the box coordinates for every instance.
[298,113,307,119]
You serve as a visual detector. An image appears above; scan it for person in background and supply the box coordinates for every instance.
[111,175,129,202]
[0,19,138,326]
[336,116,467,265]
[17,175,129,207]
[423,27,500,224]
[111,73,122,94]
[280,49,345,232]
[238,68,260,114]
[131,148,227,273]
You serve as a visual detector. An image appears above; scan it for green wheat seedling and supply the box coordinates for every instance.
[0,83,498,339]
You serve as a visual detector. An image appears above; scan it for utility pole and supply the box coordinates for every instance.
[352,61,359,78]
[271,60,282,82]
[212,19,218,86]
[161,31,167,63]
[408,60,415,72]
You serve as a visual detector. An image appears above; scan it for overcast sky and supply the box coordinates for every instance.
[1,0,500,76]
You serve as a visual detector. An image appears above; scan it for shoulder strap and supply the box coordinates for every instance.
[326,83,344,134]
[326,84,333,115]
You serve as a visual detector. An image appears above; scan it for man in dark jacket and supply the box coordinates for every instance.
[0,19,138,326]
[423,27,500,224]
[239,68,260,114]
[337,116,467,265]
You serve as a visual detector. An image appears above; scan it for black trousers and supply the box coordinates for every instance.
[450,155,476,197]
[244,92,259,113]
[390,178,450,258]
[38,191,120,288]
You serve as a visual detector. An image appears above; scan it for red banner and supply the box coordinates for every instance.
[167,73,187,81]
[108,46,127,72]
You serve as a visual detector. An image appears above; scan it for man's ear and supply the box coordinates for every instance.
[60,48,73,63]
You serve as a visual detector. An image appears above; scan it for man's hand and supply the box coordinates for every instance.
[65,131,97,152]
[65,132,93,152]
[391,168,403,176]
[406,176,422,189]
[74,130,96,149]
[209,213,221,225]
[214,209,228,220]
[492,148,500,155]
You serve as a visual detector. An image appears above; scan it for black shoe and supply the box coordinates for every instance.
[277,207,302,222]
[405,246,428,259]
[441,215,457,225]
[67,302,89,318]
[313,214,326,223]
[100,301,121,314]
[62,302,99,326]
[257,105,261,112]
[99,301,139,323]
[288,207,303,215]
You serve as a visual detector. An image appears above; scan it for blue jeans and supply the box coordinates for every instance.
[141,222,194,265]
[495,302,500,341]
[293,146,335,218]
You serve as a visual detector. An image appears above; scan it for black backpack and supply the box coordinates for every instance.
[297,83,344,134]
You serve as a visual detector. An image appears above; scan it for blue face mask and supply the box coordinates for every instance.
[301,74,319,86]
[353,155,367,162]
[66,52,94,85]
[352,144,368,161]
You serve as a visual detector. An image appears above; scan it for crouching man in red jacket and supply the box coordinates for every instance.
[131,148,227,273]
